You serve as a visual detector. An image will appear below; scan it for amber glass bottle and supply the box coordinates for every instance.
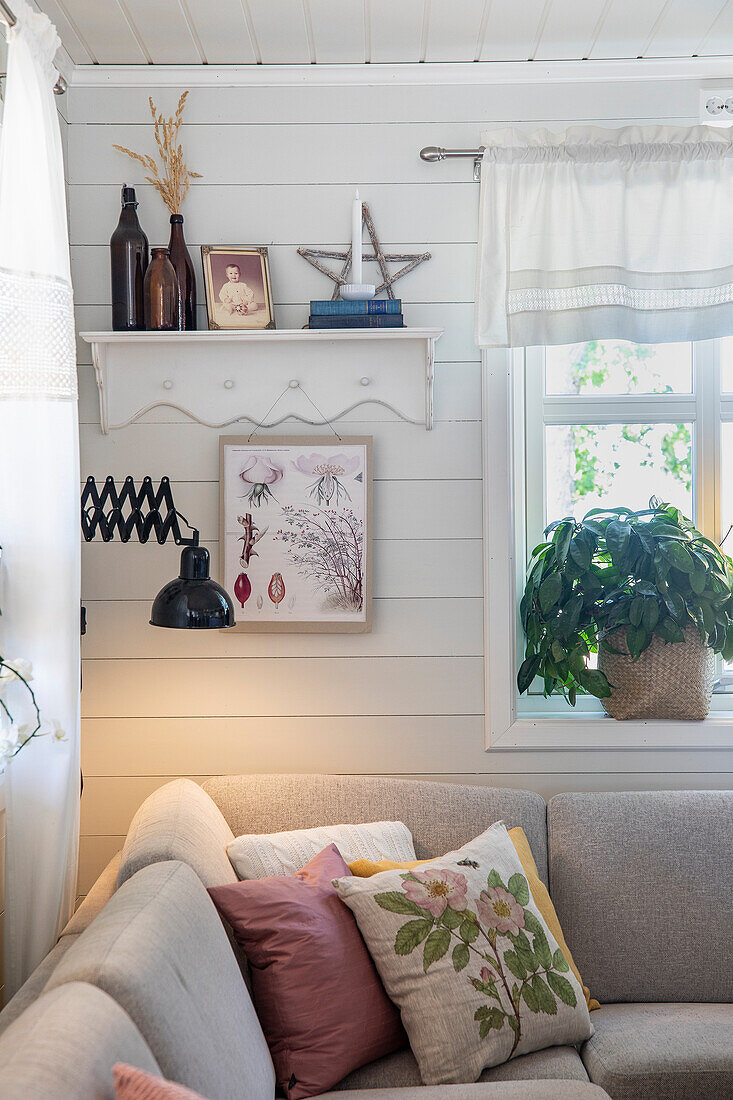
[144,248,179,331]
[168,214,197,330]
[110,185,149,330]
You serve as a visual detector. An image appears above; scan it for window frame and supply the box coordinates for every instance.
[482,343,733,751]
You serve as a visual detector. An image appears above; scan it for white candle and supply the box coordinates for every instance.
[351,188,362,285]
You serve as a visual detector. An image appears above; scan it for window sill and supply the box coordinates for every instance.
[487,714,733,751]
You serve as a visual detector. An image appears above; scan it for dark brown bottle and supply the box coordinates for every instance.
[110,185,148,331]
[168,214,197,330]
[144,248,179,331]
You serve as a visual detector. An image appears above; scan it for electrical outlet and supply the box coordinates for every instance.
[700,90,733,125]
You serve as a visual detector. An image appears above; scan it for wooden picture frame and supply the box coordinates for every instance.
[220,435,372,633]
[201,245,275,330]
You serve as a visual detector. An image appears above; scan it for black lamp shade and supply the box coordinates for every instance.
[150,545,235,629]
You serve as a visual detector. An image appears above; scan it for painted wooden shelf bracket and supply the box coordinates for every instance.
[81,328,443,434]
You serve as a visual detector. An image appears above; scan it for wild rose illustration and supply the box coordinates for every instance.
[374,866,577,1055]
[223,439,370,630]
[291,452,361,507]
[239,456,284,507]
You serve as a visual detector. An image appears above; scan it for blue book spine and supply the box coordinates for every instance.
[309,313,404,329]
[310,299,401,316]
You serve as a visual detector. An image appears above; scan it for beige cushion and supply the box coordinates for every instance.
[203,775,550,884]
[581,1003,733,1100]
[335,1045,589,1090]
[0,933,79,1036]
[118,778,238,889]
[46,860,275,1100]
[548,791,733,1002]
[335,823,591,1085]
[329,1085,610,1100]
[0,982,160,1099]
[62,851,122,936]
[227,820,416,879]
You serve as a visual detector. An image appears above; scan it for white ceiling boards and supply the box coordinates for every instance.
[32,0,732,67]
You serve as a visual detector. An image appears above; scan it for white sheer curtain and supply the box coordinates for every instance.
[0,0,80,997]
[475,126,733,348]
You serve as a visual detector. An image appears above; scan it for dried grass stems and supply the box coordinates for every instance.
[113,91,201,215]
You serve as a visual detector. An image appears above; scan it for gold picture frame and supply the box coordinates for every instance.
[220,435,372,633]
[201,245,275,330]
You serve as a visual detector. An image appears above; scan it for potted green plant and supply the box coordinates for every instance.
[517,501,733,719]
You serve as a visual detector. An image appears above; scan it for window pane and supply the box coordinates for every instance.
[544,422,694,524]
[545,341,693,396]
[720,337,733,393]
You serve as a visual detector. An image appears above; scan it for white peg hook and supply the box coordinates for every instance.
[360,376,371,387]
[162,379,173,390]
[288,379,300,389]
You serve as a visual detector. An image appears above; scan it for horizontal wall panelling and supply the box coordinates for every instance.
[72,71,729,899]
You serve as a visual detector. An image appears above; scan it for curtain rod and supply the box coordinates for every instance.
[420,146,485,181]
[0,0,67,93]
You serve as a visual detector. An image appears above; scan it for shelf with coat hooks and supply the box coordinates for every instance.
[81,328,444,434]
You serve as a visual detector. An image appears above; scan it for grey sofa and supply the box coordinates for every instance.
[0,775,730,1100]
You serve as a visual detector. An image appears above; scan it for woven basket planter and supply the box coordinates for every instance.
[597,626,715,720]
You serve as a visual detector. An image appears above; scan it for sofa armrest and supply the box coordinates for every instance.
[118,778,238,889]
[61,852,122,938]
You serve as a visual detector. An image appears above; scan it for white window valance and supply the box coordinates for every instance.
[475,126,733,348]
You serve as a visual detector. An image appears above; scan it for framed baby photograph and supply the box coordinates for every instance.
[220,435,372,633]
[201,246,275,330]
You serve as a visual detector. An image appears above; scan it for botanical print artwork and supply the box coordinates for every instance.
[374,864,577,1057]
[221,437,370,631]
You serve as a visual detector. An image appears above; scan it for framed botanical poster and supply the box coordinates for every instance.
[220,436,372,632]
[201,246,275,329]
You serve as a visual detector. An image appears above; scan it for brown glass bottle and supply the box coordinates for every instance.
[110,185,149,331]
[144,248,179,331]
[168,214,197,330]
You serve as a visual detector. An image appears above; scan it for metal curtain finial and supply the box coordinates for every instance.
[420,145,485,181]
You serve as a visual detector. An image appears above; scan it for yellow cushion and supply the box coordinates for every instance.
[348,826,599,1012]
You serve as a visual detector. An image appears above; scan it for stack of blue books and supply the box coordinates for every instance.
[308,299,404,328]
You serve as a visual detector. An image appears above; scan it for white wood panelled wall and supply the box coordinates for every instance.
[69,69,733,900]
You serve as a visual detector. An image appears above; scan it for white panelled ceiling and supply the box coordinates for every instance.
[31,0,733,66]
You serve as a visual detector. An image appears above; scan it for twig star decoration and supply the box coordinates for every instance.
[298,203,431,300]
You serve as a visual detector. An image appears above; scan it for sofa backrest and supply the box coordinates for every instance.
[548,790,733,1003]
[0,982,160,1099]
[202,774,551,884]
[45,860,276,1100]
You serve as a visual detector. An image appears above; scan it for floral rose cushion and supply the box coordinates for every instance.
[333,821,592,1085]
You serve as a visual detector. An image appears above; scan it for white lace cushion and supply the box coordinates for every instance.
[227,821,416,880]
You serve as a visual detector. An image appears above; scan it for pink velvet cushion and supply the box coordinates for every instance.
[113,1063,209,1099]
[208,843,405,1099]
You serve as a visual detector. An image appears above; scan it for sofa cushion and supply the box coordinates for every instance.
[203,775,550,884]
[0,932,79,1036]
[114,1063,209,1099]
[334,823,591,1085]
[581,1003,733,1100]
[227,820,416,880]
[334,1045,590,1090]
[0,982,160,1099]
[209,844,405,1100]
[329,1085,609,1100]
[45,860,275,1100]
[118,778,237,889]
[548,790,733,1002]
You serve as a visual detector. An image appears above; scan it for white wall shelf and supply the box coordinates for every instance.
[81,328,444,434]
